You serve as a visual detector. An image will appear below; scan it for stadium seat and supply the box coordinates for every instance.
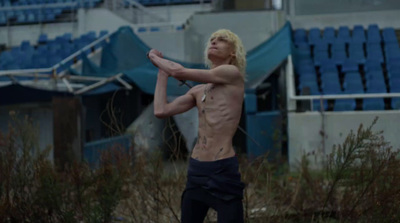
[366,24,381,43]
[0,12,6,25]
[392,98,400,109]
[308,28,321,45]
[99,30,109,37]
[334,96,356,111]
[366,80,387,93]
[313,51,329,66]
[297,64,316,76]
[364,81,386,111]
[314,41,329,52]
[342,59,359,73]
[363,98,385,110]
[348,41,365,62]
[322,27,335,44]
[313,99,328,111]
[344,71,363,85]
[382,28,398,43]
[294,28,307,43]
[320,59,338,73]
[390,79,400,92]
[16,13,27,23]
[332,50,346,65]
[337,26,351,43]
[364,60,382,72]
[388,70,400,80]
[352,25,366,43]
[332,39,346,51]
[344,81,364,94]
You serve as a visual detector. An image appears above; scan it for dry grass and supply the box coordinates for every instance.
[1,114,400,222]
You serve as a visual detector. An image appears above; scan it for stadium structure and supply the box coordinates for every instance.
[0,0,399,170]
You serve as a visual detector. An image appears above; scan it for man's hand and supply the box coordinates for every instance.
[148,49,163,59]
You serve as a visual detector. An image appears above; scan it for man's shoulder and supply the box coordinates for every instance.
[213,65,243,84]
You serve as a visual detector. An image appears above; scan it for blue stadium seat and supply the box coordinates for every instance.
[322,27,335,44]
[45,13,55,22]
[308,28,321,45]
[364,60,382,72]
[295,42,310,51]
[323,82,341,95]
[99,30,109,37]
[300,83,319,96]
[382,27,398,43]
[320,59,337,73]
[321,74,341,92]
[352,25,366,43]
[150,27,160,32]
[297,63,315,76]
[299,74,317,83]
[294,28,307,43]
[366,80,387,93]
[332,50,346,65]
[390,79,400,92]
[26,13,36,23]
[313,99,328,111]
[313,51,329,66]
[366,49,384,63]
[363,98,385,110]
[0,12,7,25]
[332,39,346,51]
[364,81,386,111]
[313,41,329,52]
[344,81,364,94]
[366,24,381,44]
[16,13,27,23]
[344,71,363,84]
[342,59,359,73]
[334,96,356,111]
[294,43,311,60]
[337,26,351,43]
[392,98,400,109]
[388,70,400,80]
[62,32,73,41]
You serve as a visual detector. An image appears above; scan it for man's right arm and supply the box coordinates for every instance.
[154,69,196,118]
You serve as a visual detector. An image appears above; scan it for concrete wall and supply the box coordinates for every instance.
[184,10,286,63]
[289,9,400,30]
[288,111,400,171]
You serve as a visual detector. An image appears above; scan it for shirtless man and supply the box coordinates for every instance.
[148,29,246,223]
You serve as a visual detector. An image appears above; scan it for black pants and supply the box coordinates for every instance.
[181,188,244,223]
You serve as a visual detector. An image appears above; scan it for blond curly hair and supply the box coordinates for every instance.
[204,29,247,80]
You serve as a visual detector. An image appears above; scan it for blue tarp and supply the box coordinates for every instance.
[73,22,293,95]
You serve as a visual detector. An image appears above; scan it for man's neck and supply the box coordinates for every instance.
[210,58,232,69]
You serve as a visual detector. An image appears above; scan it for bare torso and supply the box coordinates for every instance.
[190,82,244,161]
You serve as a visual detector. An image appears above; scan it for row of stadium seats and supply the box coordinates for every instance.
[0,0,100,7]
[293,25,400,111]
[0,0,101,25]
[0,30,108,70]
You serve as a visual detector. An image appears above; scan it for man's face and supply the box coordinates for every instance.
[207,35,235,61]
